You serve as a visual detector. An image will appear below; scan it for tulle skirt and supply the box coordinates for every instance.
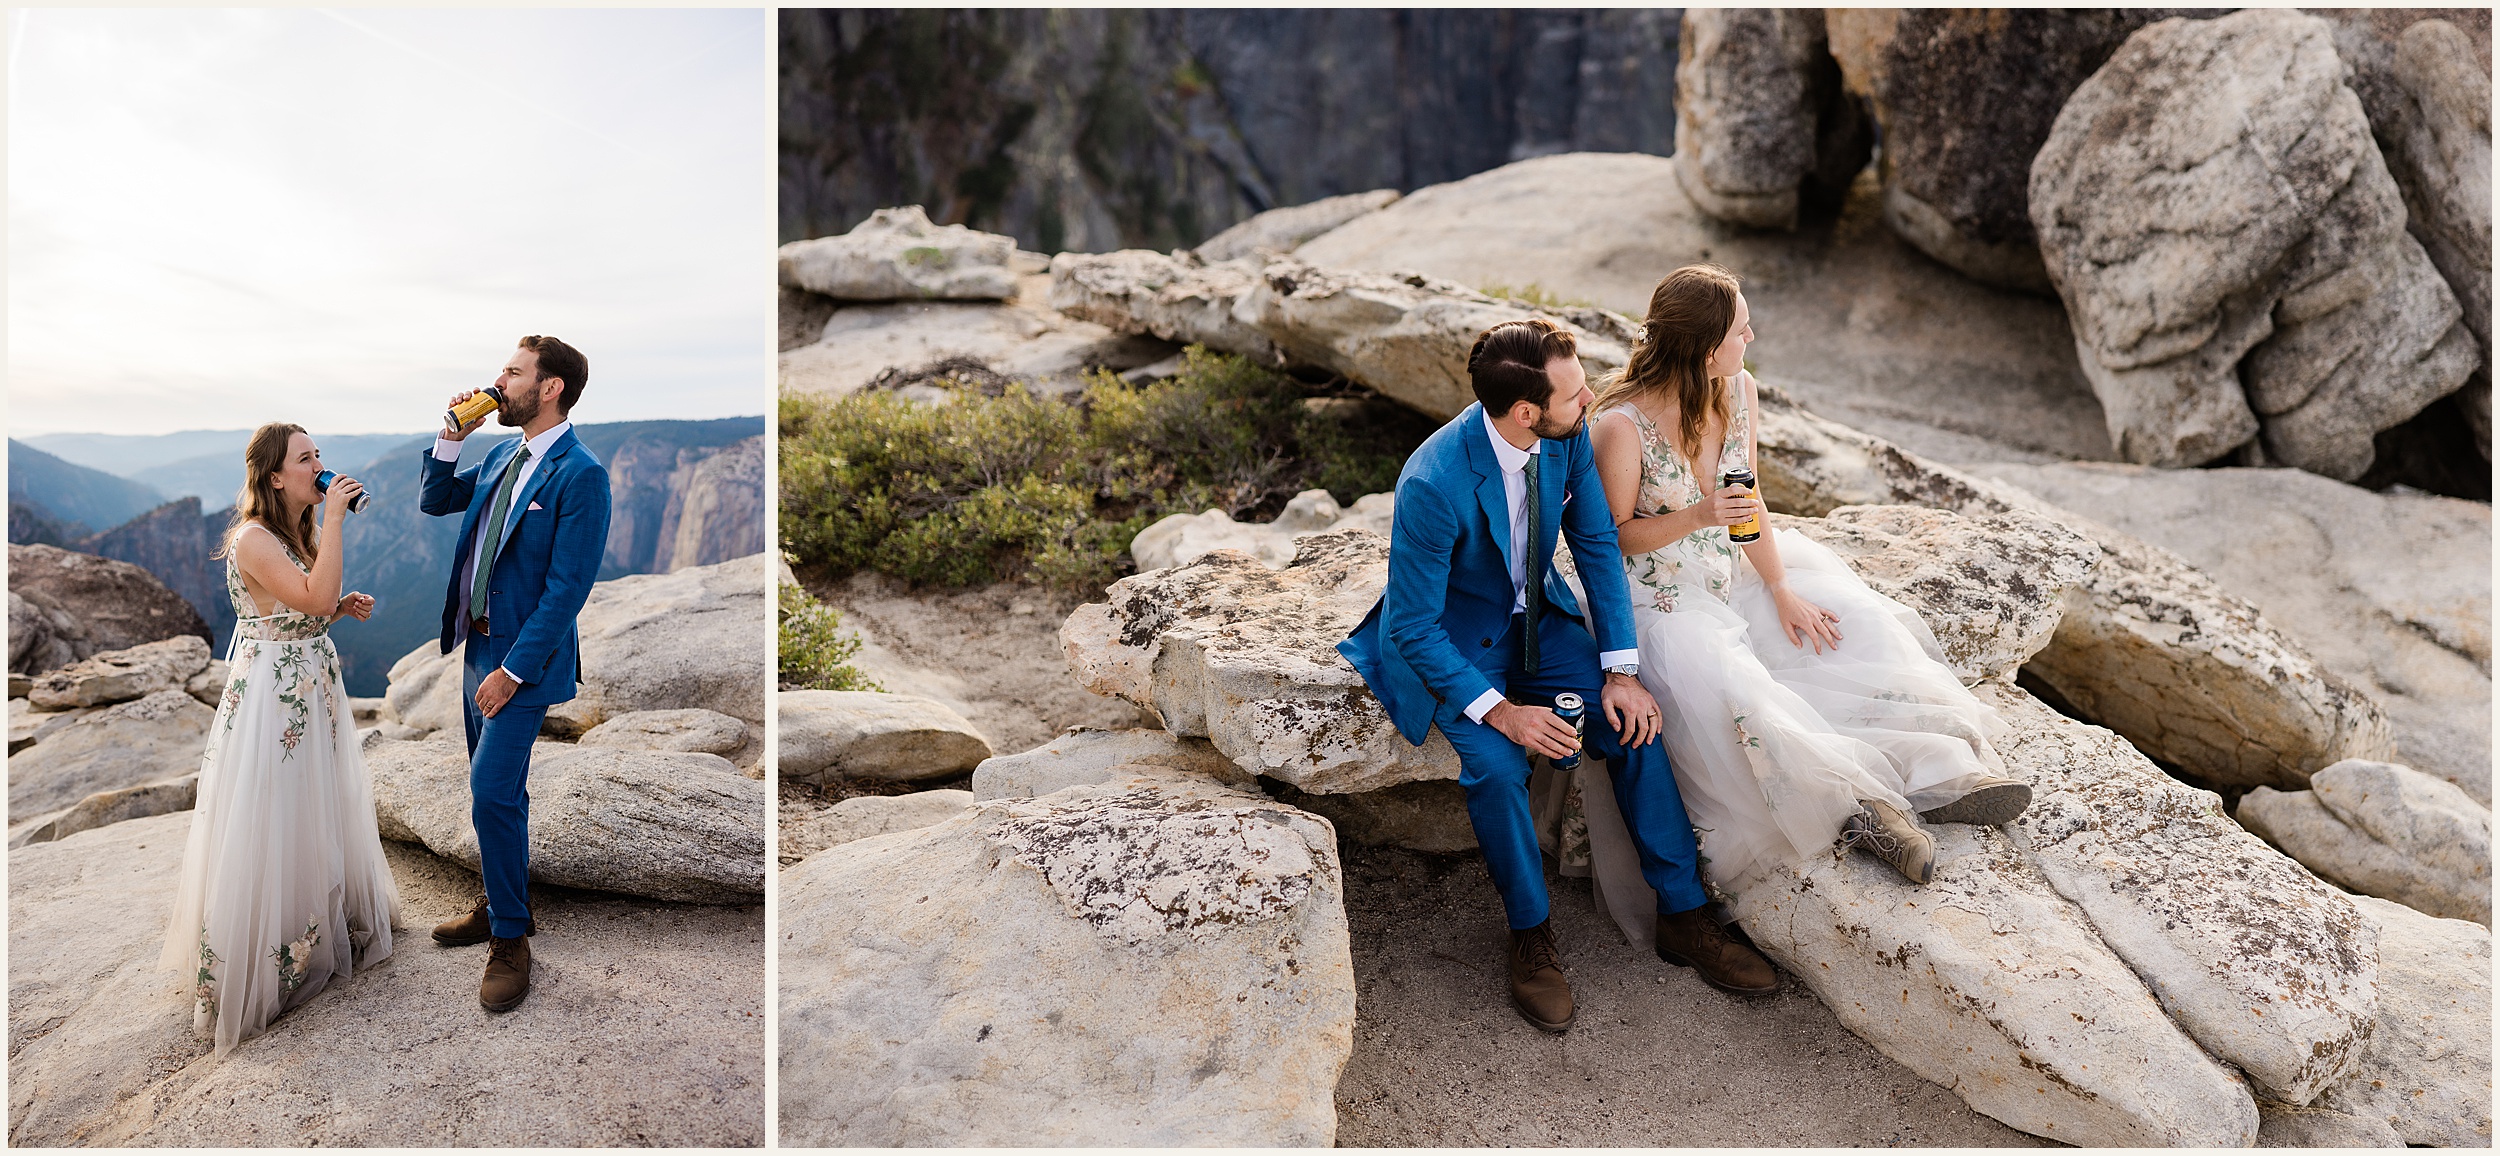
[157,634,401,1054]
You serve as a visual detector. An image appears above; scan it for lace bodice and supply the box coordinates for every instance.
[1609,381,1754,613]
[225,525,332,642]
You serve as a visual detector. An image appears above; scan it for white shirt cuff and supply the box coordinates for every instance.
[1597,649,1639,672]
[432,437,463,462]
[498,666,523,685]
[1463,688,1506,724]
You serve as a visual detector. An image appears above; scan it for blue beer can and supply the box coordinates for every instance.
[1551,692,1587,770]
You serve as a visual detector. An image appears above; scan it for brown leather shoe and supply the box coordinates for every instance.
[1507,920,1575,1033]
[432,896,491,947]
[481,936,532,1012]
[1656,906,1779,995]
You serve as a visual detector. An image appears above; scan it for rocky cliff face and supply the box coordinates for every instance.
[604,434,767,575]
[73,498,229,649]
[6,544,209,675]
[780,9,1682,252]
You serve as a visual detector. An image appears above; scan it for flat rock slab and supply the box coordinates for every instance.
[8,773,195,850]
[779,771,1354,1145]
[579,707,755,769]
[1731,819,2259,1147]
[367,738,764,904]
[7,689,212,819]
[2313,895,2492,1146]
[1291,152,2118,465]
[1131,490,1395,573]
[2240,759,2492,927]
[778,690,994,784]
[28,635,210,710]
[970,727,1249,802]
[1984,682,2378,1105]
[781,790,973,864]
[6,812,762,1146]
[779,293,1159,401]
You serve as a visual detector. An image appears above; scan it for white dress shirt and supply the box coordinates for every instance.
[437,419,571,677]
[1464,410,1639,724]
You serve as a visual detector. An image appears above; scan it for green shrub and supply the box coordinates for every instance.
[779,346,1432,591]
[1479,282,1594,309]
[779,581,881,692]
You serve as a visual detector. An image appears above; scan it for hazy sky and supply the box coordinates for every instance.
[8,8,769,437]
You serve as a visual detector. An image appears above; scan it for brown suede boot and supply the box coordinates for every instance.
[480,936,532,1013]
[1656,906,1779,995]
[432,896,491,947]
[1508,920,1575,1033]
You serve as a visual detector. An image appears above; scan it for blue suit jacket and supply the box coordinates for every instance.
[1339,403,1641,745]
[419,428,612,707]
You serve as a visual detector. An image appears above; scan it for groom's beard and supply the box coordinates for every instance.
[499,388,542,427]
[1529,408,1585,441]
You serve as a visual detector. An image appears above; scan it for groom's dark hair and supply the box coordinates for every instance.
[1467,318,1578,417]
[518,335,589,413]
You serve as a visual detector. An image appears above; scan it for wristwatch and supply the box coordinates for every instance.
[1603,663,1639,679]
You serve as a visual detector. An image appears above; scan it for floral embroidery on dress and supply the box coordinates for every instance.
[194,932,220,1021]
[1555,775,1593,873]
[1613,390,1753,615]
[271,919,322,993]
[272,645,312,756]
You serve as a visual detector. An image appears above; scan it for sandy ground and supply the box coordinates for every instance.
[780,572,2045,1147]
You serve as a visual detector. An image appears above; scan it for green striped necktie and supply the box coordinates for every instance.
[470,445,532,623]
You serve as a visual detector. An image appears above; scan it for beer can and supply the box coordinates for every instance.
[1551,692,1587,771]
[1722,467,1763,543]
[445,386,505,434]
[313,469,370,513]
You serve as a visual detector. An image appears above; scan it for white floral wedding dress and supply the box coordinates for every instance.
[1555,378,2009,938]
[159,523,400,1053]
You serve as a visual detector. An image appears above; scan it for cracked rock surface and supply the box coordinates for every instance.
[778,770,1353,1146]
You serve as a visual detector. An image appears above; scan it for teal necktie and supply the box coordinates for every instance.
[1523,449,1542,676]
[470,445,531,622]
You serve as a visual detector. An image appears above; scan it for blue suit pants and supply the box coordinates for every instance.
[463,639,544,939]
[1438,608,1710,928]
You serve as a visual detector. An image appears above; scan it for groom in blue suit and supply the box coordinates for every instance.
[1340,319,1776,1031]
[417,335,612,1013]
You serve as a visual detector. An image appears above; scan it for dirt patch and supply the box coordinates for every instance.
[1334,844,2053,1147]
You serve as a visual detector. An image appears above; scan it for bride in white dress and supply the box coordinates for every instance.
[159,422,401,1053]
[1574,264,2031,902]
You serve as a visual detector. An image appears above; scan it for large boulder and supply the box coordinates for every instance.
[1063,530,1456,795]
[365,738,764,903]
[7,812,763,1145]
[1981,684,2378,1105]
[1825,9,2205,291]
[1730,814,2260,1146]
[577,707,755,769]
[1971,459,2488,800]
[27,635,211,710]
[779,293,1165,401]
[6,544,210,670]
[2029,9,2479,477]
[544,553,769,737]
[778,205,1019,301]
[2310,894,2493,1146]
[969,727,1249,802]
[778,770,1354,1145]
[1754,383,2395,792]
[777,690,994,785]
[2240,760,2492,927]
[781,790,973,863]
[6,689,212,822]
[8,589,86,677]
[378,557,768,741]
[1672,8,1869,230]
[1191,189,1401,263]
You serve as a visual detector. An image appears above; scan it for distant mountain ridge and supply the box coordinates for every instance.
[7,441,169,536]
[9,417,765,695]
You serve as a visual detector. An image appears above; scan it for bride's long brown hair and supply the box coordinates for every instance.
[213,422,320,566]
[1592,264,1742,463]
